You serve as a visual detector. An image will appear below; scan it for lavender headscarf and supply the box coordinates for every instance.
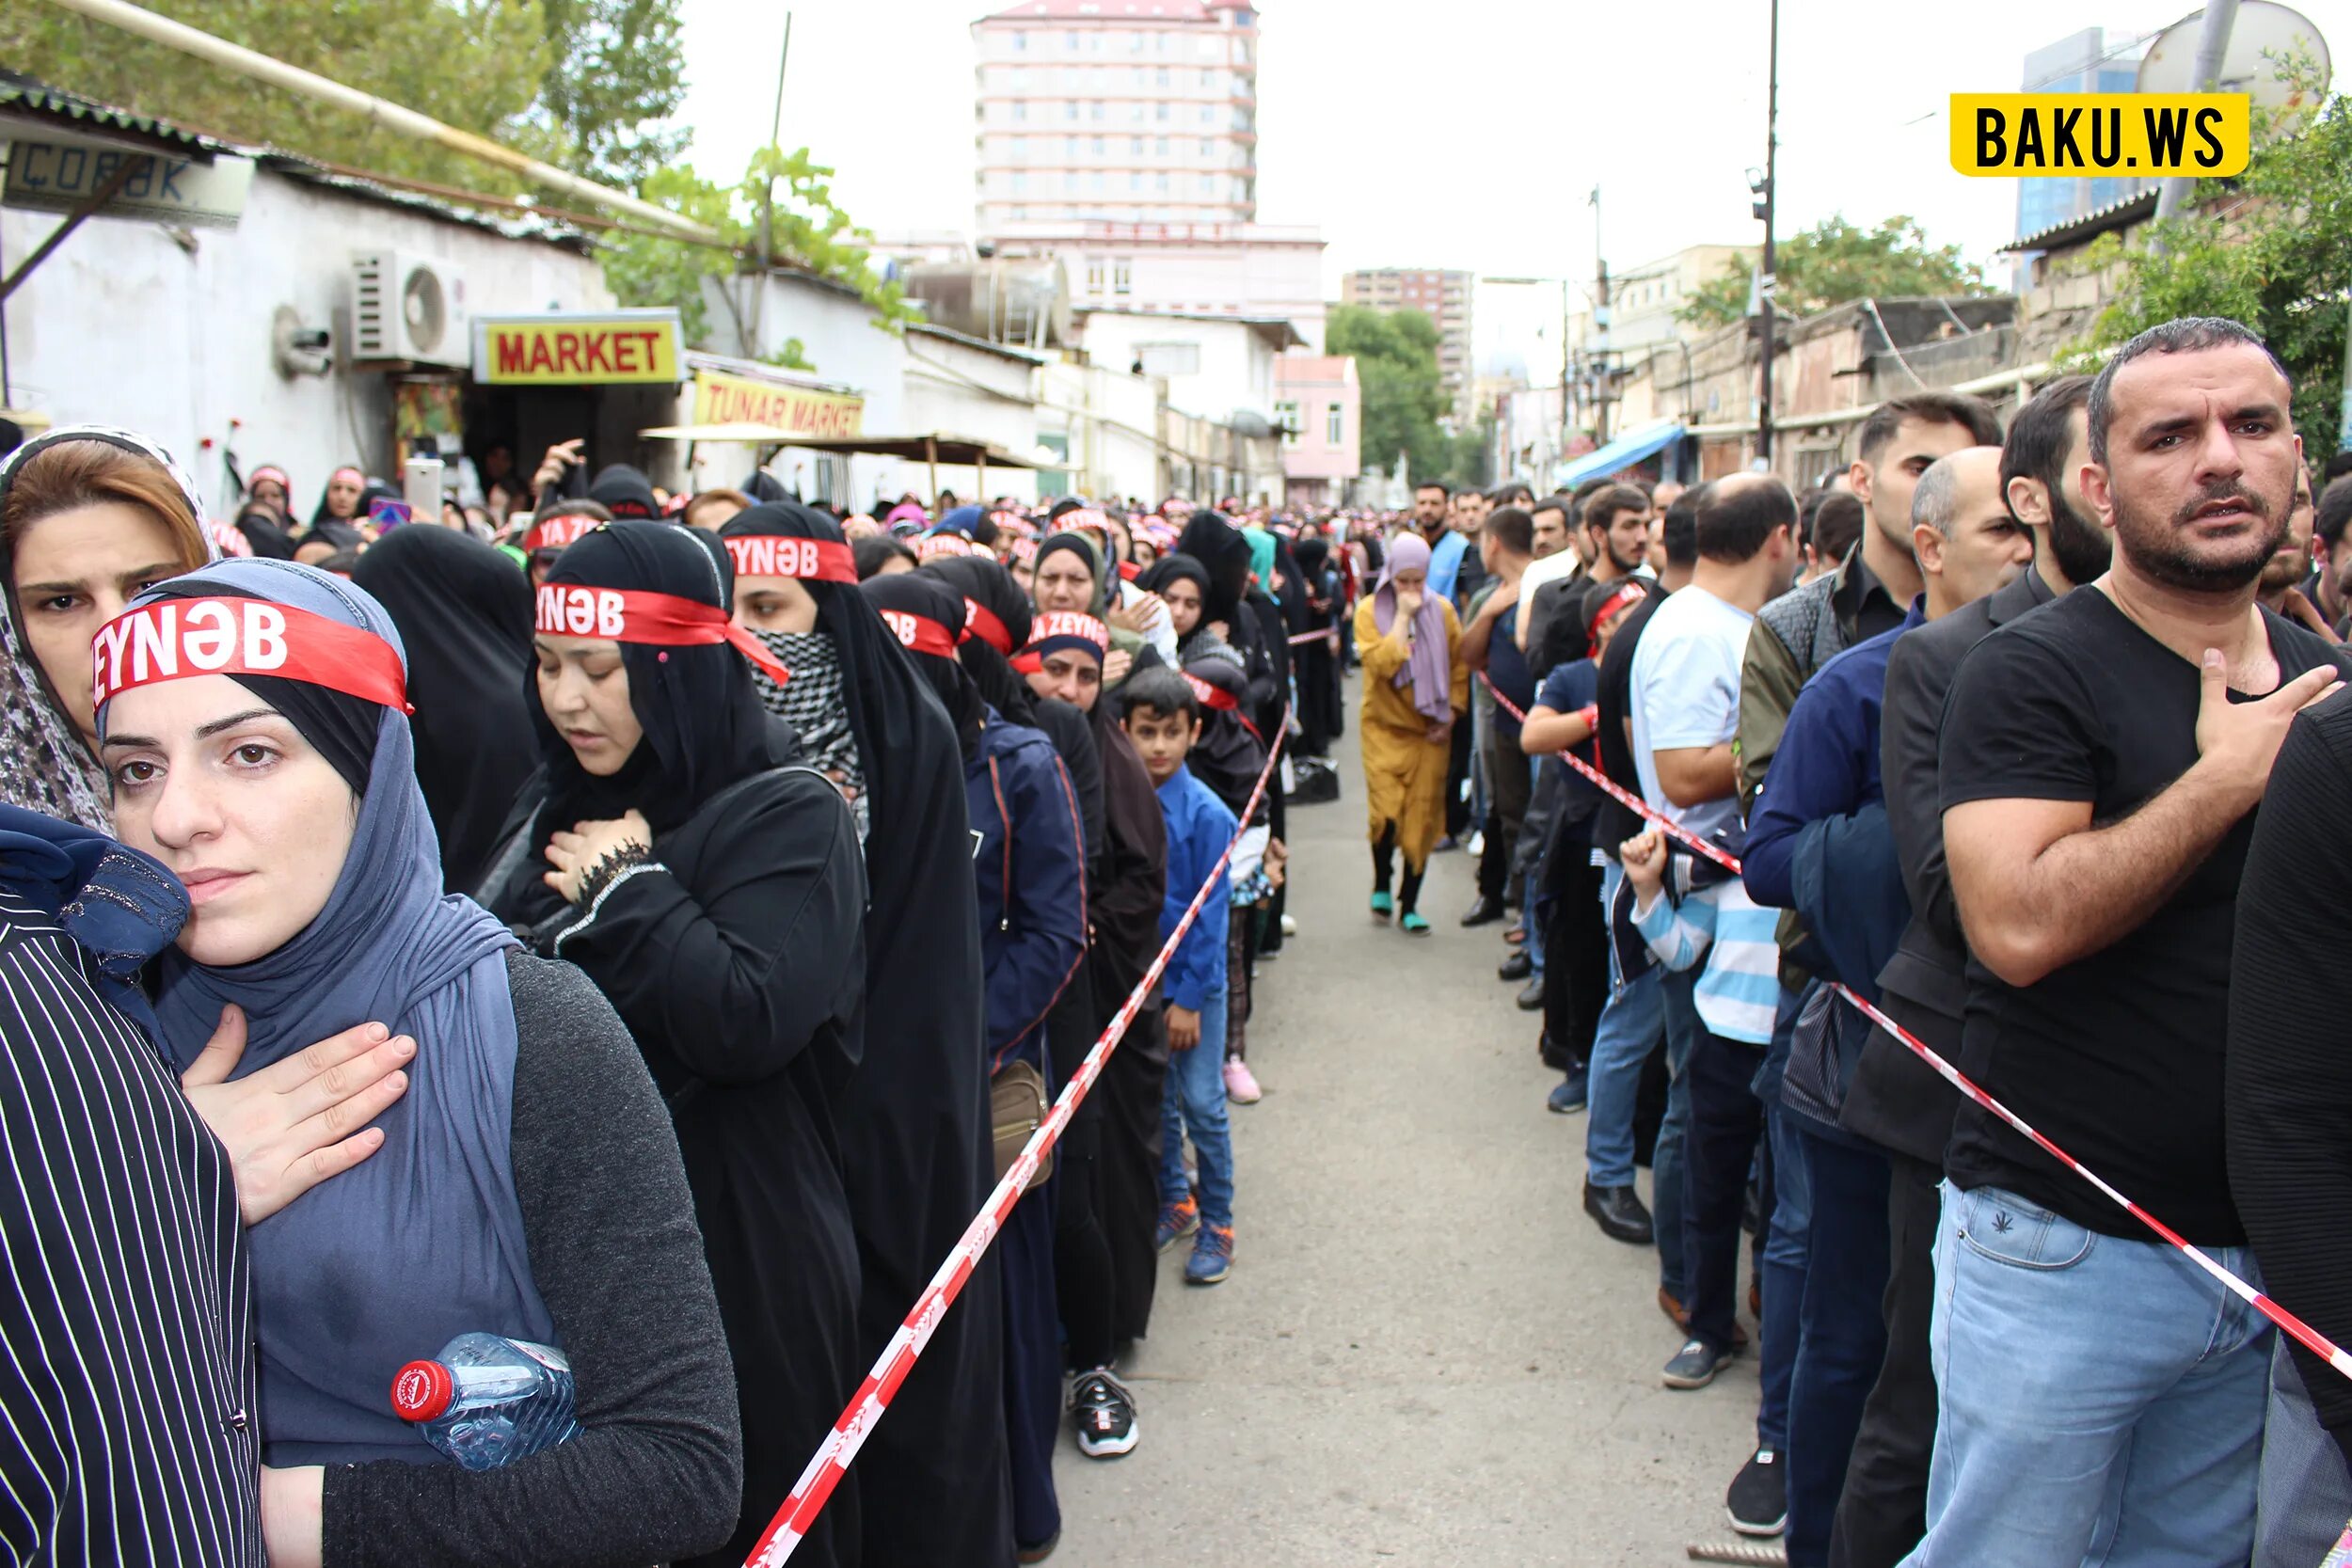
[104,558,552,1465]
[1372,531,1453,723]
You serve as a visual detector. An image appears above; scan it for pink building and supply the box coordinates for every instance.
[1275,355,1360,506]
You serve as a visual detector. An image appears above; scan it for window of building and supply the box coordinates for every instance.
[1011,171,1027,194]
[1157,136,1171,155]
[1156,172,1169,192]
[1091,171,1106,193]
[1200,105,1215,124]
[1327,404,1344,446]
[1155,66,1170,87]
[1087,257,1105,293]
[1138,342,1200,376]
[1276,400,1299,446]
[1200,137,1214,157]
[1012,29,1027,50]
[1200,173,1216,195]
[1011,136,1028,157]
[1202,69,1217,88]
[1156,103,1170,121]
[1065,171,1080,192]
[1092,135,1105,154]
[1091,101,1105,120]
[1011,204,1027,218]
[1013,101,1027,121]
[1065,30,1079,49]
[1130,135,1143,154]
[1064,101,1077,120]
[1114,259,1133,295]
[1130,173,1142,192]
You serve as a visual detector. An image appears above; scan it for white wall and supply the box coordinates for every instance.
[1,164,612,519]
[1075,310,1274,426]
[1039,358,1162,503]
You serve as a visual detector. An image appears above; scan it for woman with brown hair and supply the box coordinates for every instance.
[0,425,215,827]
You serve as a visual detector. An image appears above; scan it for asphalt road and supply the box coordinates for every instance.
[1052,681,1763,1567]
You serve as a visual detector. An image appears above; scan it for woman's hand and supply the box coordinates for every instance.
[1620,828,1669,901]
[1206,619,1232,641]
[1106,592,1166,636]
[260,1465,325,1568]
[1422,718,1452,745]
[544,809,653,903]
[1102,646,1135,688]
[1393,586,1423,623]
[183,1005,414,1226]
[1263,837,1289,891]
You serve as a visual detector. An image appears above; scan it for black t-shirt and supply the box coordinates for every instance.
[1938,589,2352,1244]
[1591,590,1666,856]
[1487,601,1536,738]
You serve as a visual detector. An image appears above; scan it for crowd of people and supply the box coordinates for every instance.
[0,419,1361,1565]
[8,305,2352,1568]
[1369,315,2352,1568]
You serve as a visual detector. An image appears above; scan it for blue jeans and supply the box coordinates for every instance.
[1159,982,1233,1229]
[1656,966,1701,1305]
[1787,1126,1889,1567]
[1584,861,1661,1187]
[1758,1100,1812,1453]
[1902,1182,2270,1567]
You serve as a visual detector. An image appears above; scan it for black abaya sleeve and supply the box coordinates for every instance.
[1036,700,1105,875]
[550,768,867,1085]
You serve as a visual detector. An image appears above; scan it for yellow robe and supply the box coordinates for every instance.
[1353,594,1469,872]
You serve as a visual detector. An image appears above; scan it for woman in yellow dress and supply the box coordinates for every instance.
[1351,531,1467,935]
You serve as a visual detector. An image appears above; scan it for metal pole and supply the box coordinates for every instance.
[2154,0,2239,223]
[754,11,793,345]
[33,0,721,243]
[2338,293,2352,454]
[1757,0,1780,467]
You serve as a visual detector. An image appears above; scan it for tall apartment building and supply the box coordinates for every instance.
[972,0,1260,233]
[2015,28,2153,243]
[1342,267,1473,422]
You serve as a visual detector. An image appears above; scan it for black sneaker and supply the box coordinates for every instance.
[1725,1445,1788,1537]
[1070,1368,1139,1459]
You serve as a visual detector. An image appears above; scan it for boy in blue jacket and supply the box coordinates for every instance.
[1120,666,1240,1286]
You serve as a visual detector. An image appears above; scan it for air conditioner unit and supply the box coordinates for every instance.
[351,250,469,368]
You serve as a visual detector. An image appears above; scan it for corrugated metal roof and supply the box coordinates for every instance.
[2000,187,2160,254]
[0,69,230,155]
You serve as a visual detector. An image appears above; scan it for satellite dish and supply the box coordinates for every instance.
[402,264,449,356]
[2137,2,2332,131]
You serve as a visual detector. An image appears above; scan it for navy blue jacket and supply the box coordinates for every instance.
[1152,763,1235,1013]
[968,710,1089,1075]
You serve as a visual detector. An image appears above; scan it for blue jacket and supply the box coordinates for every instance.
[1742,601,1924,911]
[1427,529,1467,604]
[968,710,1089,1073]
[1152,764,1234,1013]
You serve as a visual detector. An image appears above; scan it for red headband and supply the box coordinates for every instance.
[876,606,961,660]
[1183,670,1263,742]
[249,466,291,494]
[93,596,409,713]
[522,515,600,555]
[723,533,857,585]
[963,597,1015,656]
[1586,581,1650,645]
[534,583,792,688]
[916,533,976,562]
[1009,537,1040,565]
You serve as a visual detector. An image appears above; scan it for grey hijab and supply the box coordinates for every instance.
[0,424,218,829]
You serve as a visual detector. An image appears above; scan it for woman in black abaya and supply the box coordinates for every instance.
[352,525,538,894]
[719,502,1014,1568]
[1290,531,1344,756]
[482,521,866,1568]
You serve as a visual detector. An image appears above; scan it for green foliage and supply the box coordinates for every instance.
[2080,82,2352,459]
[0,0,555,191]
[598,147,914,363]
[1327,304,1452,483]
[536,0,688,186]
[1680,216,1992,329]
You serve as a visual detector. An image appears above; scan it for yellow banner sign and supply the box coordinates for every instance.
[692,369,865,439]
[474,313,680,385]
[1950,94,2249,178]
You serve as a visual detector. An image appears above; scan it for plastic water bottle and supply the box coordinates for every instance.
[391,1333,582,1471]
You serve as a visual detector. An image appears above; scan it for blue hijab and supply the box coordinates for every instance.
[102,558,551,1466]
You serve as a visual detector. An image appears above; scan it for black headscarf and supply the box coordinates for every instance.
[861,571,985,758]
[536,520,794,833]
[1176,509,1253,628]
[587,463,660,520]
[351,526,539,893]
[926,552,1033,657]
[743,470,789,503]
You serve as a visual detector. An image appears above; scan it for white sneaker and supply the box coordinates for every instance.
[1279,914,1297,937]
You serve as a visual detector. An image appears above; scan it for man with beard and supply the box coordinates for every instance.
[1829,374,2108,1567]
[2306,474,2352,634]
[2256,463,2337,640]
[1908,319,2347,1564]
[1518,484,1650,669]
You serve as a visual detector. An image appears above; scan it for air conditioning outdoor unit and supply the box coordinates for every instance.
[351,250,469,368]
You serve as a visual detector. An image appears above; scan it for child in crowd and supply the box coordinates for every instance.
[1621,825,1715,975]
[1120,667,1240,1286]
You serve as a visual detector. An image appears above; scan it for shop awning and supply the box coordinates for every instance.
[769,434,1051,469]
[639,422,807,443]
[1555,420,1686,488]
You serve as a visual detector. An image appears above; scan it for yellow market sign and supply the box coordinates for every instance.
[692,369,865,439]
[473,310,681,385]
[1950,94,2249,178]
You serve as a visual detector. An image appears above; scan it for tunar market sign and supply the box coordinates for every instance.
[691,368,864,439]
[2,143,252,228]
[471,310,681,386]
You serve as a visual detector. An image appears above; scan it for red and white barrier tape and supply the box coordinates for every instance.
[744,705,1293,1566]
[1288,626,1338,646]
[1480,672,2352,1381]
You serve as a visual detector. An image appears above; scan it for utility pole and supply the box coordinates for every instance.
[1591,185,1613,444]
[2338,293,2352,454]
[2153,0,2238,224]
[1755,0,1780,467]
[752,10,793,350]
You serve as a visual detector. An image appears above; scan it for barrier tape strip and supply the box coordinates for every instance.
[745,703,1293,1566]
[1289,626,1337,646]
[1481,672,2352,1381]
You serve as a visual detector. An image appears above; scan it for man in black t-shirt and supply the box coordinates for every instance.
[1913,317,2348,1565]
[1577,492,1699,1259]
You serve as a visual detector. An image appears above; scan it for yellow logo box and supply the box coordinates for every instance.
[1949,94,2249,177]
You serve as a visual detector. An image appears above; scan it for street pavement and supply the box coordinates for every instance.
[1052,681,1764,1566]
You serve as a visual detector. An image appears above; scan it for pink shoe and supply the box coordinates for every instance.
[1223,1058,1263,1104]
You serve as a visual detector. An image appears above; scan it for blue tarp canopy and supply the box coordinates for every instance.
[1555,419,1686,488]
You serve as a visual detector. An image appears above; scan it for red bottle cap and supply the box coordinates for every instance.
[390,1359,453,1421]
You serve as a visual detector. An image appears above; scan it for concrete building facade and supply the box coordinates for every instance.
[1341,266,1472,421]
[1273,354,1359,505]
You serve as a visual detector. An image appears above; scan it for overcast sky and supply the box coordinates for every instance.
[677,0,2346,372]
